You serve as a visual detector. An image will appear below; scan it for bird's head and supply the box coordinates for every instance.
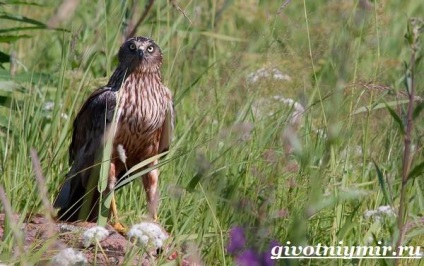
[118,36,162,73]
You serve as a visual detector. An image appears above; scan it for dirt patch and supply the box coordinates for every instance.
[0,213,184,265]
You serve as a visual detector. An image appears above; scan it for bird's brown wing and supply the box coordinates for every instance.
[54,86,117,221]
[158,88,174,153]
[69,87,117,167]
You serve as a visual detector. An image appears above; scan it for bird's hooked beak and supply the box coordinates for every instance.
[138,49,144,60]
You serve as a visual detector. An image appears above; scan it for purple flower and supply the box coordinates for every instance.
[236,240,279,266]
[227,226,279,266]
[227,226,246,254]
[236,249,261,266]
[261,240,280,266]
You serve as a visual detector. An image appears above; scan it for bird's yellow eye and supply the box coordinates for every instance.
[129,43,137,51]
[147,45,154,53]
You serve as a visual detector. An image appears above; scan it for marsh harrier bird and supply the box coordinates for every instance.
[53,36,174,231]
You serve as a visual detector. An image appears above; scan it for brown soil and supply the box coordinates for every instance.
[0,213,184,265]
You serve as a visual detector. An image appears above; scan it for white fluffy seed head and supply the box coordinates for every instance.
[117,144,127,164]
[51,248,87,266]
[128,222,168,249]
[82,226,109,248]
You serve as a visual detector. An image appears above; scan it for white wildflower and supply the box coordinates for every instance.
[43,101,55,111]
[274,96,305,126]
[272,69,292,81]
[117,144,127,164]
[128,222,168,249]
[251,96,304,126]
[247,67,291,83]
[377,205,396,216]
[51,248,87,266]
[364,210,377,219]
[61,113,69,120]
[365,235,374,245]
[364,205,396,221]
[82,226,109,247]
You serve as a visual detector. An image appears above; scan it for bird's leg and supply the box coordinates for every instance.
[109,162,127,234]
[142,161,159,221]
[110,194,127,233]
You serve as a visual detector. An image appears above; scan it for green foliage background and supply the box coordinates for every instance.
[0,0,423,265]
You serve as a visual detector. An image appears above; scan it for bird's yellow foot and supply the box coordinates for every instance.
[112,221,128,235]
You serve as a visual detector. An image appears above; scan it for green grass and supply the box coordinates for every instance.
[0,0,423,265]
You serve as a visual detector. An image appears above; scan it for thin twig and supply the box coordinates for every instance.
[395,18,422,264]
[30,149,68,253]
[30,149,57,240]
[125,0,156,39]
[30,149,56,219]
[0,186,25,263]
[170,0,192,24]
[277,0,292,14]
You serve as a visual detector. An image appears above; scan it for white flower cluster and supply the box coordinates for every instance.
[42,101,69,119]
[364,205,396,221]
[51,248,87,266]
[128,222,168,249]
[247,67,292,83]
[251,96,305,125]
[82,226,109,247]
[272,95,305,125]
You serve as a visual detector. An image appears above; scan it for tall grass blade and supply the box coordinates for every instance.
[407,161,424,180]
[97,93,122,226]
[384,103,405,135]
[373,161,391,205]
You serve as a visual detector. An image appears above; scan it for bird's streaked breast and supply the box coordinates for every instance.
[113,71,169,159]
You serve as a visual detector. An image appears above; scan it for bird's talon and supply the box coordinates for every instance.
[112,222,128,235]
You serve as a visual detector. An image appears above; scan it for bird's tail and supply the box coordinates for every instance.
[54,172,100,222]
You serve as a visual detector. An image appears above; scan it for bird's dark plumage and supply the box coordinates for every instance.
[54,36,174,222]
